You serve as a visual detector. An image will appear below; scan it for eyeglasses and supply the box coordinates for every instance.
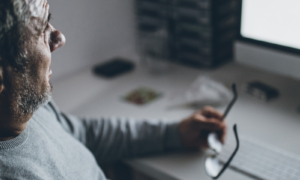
[205,84,240,179]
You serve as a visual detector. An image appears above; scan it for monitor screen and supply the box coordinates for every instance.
[236,0,300,79]
[240,0,300,51]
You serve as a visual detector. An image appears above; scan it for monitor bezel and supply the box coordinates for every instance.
[237,0,300,56]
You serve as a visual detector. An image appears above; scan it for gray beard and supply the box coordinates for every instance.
[13,72,52,117]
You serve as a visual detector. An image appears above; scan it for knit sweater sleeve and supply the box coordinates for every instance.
[44,101,183,164]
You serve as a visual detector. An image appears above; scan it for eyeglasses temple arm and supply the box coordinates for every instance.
[222,84,238,120]
[213,124,240,179]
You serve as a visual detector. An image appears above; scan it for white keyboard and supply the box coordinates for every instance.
[218,137,300,180]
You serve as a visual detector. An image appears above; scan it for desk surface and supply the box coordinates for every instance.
[52,60,300,180]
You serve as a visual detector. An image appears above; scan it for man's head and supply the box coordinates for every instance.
[0,0,65,123]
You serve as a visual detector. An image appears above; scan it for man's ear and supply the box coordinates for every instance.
[0,57,4,94]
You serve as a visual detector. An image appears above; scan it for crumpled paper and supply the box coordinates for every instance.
[170,76,233,108]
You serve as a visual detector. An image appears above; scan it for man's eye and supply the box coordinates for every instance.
[44,23,50,32]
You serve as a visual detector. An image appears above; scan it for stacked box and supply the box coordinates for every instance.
[136,0,239,67]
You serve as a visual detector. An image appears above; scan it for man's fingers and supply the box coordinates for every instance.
[193,116,226,130]
[217,124,227,144]
[201,106,223,120]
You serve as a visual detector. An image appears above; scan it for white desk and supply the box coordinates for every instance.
[52,60,300,180]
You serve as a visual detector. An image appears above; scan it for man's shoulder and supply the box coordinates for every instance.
[32,101,62,126]
[36,100,62,119]
[42,100,60,114]
[35,100,74,135]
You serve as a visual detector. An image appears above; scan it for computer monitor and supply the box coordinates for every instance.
[235,0,300,79]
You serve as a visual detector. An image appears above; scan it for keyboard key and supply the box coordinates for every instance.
[218,136,300,180]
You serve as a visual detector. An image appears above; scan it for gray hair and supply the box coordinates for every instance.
[0,0,30,70]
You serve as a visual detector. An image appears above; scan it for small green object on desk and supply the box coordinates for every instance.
[123,87,162,105]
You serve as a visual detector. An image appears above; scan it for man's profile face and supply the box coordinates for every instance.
[4,0,65,117]
[25,0,65,88]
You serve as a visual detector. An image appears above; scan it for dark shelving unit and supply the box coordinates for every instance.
[136,0,239,68]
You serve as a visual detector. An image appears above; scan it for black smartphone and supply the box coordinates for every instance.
[93,58,135,78]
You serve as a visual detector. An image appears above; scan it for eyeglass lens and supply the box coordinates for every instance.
[205,124,239,179]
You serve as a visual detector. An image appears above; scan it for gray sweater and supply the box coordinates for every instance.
[0,101,182,180]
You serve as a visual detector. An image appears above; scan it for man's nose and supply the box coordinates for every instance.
[50,29,66,53]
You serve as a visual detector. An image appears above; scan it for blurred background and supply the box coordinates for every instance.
[49,0,137,81]
[49,0,239,82]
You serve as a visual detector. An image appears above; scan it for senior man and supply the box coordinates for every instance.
[0,0,226,179]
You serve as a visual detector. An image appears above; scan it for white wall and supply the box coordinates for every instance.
[49,0,137,82]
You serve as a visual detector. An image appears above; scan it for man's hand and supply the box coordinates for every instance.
[179,106,227,150]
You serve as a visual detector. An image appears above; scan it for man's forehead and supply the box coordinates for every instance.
[24,0,47,18]
[19,0,49,35]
